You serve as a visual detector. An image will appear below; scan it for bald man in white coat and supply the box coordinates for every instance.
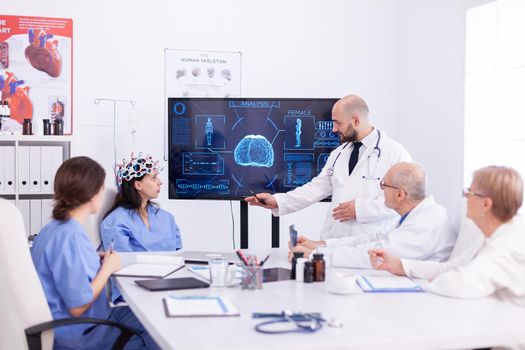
[290,162,457,268]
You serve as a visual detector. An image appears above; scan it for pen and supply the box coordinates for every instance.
[109,239,115,253]
[236,249,249,266]
[249,190,266,205]
[162,264,185,279]
[260,255,270,266]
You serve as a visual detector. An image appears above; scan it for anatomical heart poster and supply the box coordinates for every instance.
[0,15,72,135]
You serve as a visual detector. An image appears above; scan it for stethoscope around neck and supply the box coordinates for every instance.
[326,129,382,180]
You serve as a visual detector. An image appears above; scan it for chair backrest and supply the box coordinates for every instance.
[0,199,53,350]
[84,187,118,248]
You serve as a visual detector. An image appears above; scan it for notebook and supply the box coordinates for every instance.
[356,275,424,293]
[113,255,184,278]
[135,277,210,291]
[163,294,239,317]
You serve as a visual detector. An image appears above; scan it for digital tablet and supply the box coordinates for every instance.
[289,224,298,247]
[135,277,210,291]
[263,267,292,283]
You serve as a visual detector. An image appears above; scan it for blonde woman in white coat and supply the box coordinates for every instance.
[369,166,525,305]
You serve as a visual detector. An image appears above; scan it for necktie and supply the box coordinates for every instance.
[348,142,362,175]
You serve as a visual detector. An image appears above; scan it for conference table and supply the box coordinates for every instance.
[116,249,525,350]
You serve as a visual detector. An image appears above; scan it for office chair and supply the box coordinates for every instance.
[84,186,118,248]
[0,198,138,350]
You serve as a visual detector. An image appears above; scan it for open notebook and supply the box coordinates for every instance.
[113,255,185,278]
[163,294,239,317]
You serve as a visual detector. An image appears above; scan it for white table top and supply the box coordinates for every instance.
[115,249,525,350]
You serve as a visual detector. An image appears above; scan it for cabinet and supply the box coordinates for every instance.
[0,135,71,239]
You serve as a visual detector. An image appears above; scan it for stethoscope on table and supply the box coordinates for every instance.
[253,311,342,334]
[326,129,382,181]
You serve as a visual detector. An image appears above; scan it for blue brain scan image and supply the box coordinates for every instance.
[168,98,338,200]
[234,135,274,167]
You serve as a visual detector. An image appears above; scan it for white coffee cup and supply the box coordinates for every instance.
[327,273,360,295]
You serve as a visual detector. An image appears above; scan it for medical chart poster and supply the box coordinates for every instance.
[0,15,73,135]
[165,49,241,98]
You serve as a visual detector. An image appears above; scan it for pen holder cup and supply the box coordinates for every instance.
[241,265,263,290]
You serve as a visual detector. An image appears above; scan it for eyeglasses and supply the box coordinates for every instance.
[379,179,404,192]
[462,188,486,198]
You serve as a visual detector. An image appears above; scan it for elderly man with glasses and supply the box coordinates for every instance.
[289,162,458,268]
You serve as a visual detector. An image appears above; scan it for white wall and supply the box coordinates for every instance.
[3,0,467,248]
[396,0,466,227]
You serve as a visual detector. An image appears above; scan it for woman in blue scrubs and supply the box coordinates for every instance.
[31,156,159,349]
[101,153,182,302]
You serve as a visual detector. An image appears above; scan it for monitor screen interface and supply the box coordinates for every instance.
[168,98,339,200]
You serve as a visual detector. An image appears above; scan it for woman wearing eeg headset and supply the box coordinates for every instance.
[101,153,183,303]
[369,166,525,304]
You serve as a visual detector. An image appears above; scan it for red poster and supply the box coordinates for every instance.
[0,15,73,135]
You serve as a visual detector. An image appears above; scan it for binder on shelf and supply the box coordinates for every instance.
[29,146,41,192]
[30,146,41,192]
[41,146,63,192]
[41,199,53,228]
[18,146,30,193]
[0,147,5,193]
[30,200,42,237]
[18,200,30,238]
[4,145,15,193]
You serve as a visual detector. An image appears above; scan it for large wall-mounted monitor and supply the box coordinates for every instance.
[168,98,339,200]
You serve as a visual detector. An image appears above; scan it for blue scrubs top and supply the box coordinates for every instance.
[101,205,183,253]
[31,219,112,349]
[101,205,183,302]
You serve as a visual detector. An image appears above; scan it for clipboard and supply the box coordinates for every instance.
[163,294,240,317]
[356,275,424,293]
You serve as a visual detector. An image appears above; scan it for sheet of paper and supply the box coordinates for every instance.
[364,275,420,289]
[164,294,239,317]
[136,255,184,265]
[114,263,182,278]
[188,266,210,280]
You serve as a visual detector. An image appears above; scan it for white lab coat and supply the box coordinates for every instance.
[272,129,411,240]
[422,216,525,306]
[328,196,457,268]
[402,218,485,280]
